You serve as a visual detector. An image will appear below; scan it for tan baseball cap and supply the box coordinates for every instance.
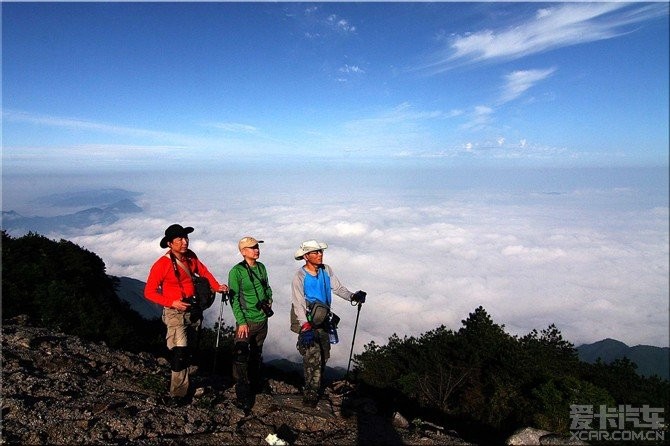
[238,236,264,250]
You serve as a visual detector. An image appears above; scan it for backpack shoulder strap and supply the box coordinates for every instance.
[165,252,187,298]
[166,252,193,278]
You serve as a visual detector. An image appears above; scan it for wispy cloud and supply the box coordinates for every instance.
[2,110,291,165]
[424,2,668,73]
[313,100,571,163]
[279,102,456,157]
[204,122,259,134]
[347,102,446,128]
[1,144,197,172]
[394,138,569,163]
[460,105,494,131]
[339,102,449,150]
[459,67,554,133]
[339,64,365,74]
[487,141,569,161]
[326,14,356,34]
[301,6,357,38]
[499,68,556,104]
[2,109,181,141]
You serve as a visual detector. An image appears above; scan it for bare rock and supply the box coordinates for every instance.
[507,427,553,445]
[540,433,589,445]
[393,411,410,429]
[506,427,587,446]
[1,321,473,445]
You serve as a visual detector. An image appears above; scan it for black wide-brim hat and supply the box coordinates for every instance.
[160,224,194,248]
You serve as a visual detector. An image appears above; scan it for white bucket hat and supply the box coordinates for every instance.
[294,239,328,260]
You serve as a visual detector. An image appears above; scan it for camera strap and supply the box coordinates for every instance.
[167,252,192,299]
[241,260,269,303]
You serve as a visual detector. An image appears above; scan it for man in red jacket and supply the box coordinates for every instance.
[145,223,228,404]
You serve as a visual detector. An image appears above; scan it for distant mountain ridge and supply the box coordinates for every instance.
[2,187,142,236]
[577,338,669,380]
[32,188,141,208]
[115,276,162,320]
[1,199,142,235]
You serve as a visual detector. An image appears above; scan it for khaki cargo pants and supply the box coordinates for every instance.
[163,308,201,398]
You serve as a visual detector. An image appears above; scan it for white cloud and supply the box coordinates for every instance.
[1,111,299,167]
[425,2,668,73]
[7,167,668,368]
[2,109,184,141]
[499,68,556,104]
[205,122,259,134]
[299,8,357,37]
[1,110,218,159]
[339,64,365,74]
[461,105,494,131]
[2,143,189,165]
[314,102,450,154]
[327,14,356,34]
[454,67,554,137]
[351,102,445,126]
[501,244,567,263]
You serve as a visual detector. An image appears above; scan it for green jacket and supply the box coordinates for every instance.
[228,261,272,324]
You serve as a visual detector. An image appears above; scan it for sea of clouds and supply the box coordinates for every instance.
[3,164,668,368]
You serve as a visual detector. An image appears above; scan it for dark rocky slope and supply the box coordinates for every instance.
[2,317,471,445]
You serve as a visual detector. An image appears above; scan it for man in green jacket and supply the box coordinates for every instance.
[228,236,273,411]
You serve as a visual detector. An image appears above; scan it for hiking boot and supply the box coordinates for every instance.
[235,382,253,412]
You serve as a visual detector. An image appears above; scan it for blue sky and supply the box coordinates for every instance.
[2,1,668,171]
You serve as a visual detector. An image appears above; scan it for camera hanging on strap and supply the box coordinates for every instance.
[241,260,274,318]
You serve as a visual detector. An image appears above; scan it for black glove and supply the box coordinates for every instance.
[352,290,367,304]
[298,323,315,347]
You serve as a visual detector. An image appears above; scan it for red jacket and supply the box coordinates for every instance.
[144,250,222,308]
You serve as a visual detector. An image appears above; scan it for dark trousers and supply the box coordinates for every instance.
[233,320,268,398]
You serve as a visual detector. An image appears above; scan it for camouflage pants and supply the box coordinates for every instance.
[297,328,331,395]
[163,308,201,398]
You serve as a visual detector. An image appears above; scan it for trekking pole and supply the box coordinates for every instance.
[212,291,229,373]
[345,301,363,381]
